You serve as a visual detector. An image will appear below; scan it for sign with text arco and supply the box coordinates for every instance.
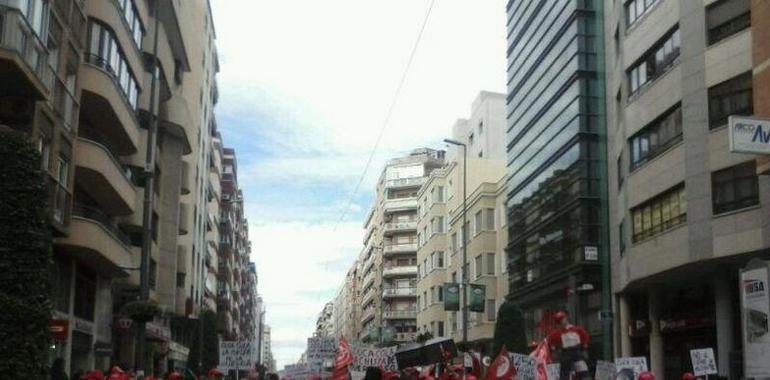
[219,341,255,371]
[729,116,770,155]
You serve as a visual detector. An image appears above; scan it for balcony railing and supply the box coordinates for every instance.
[382,287,416,297]
[0,5,51,92]
[383,197,418,212]
[71,203,131,246]
[361,308,376,322]
[383,309,417,319]
[383,265,417,277]
[383,243,418,255]
[386,177,426,188]
[383,221,417,234]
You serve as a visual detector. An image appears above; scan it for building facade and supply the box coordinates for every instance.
[332,261,360,341]
[0,0,261,375]
[504,0,610,360]
[605,0,770,378]
[415,92,509,353]
[358,149,445,344]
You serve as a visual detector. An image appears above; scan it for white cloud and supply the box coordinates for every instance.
[211,0,508,369]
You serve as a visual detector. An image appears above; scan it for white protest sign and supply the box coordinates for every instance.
[350,345,398,372]
[594,360,616,380]
[741,265,770,378]
[546,363,560,380]
[690,348,718,377]
[307,337,338,360]
[510,353,537,380]
[219,341,255,371]
[614,357,648,380]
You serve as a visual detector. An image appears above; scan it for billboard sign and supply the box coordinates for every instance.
[729,116,770,155]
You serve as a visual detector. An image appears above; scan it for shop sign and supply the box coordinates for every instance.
[614,357,647,380]
[49,319,69,341]
[444,283,460,311]
[627,319,649,337]
[689,348,717,377]
[468,284,486,312]
[729,116,770,155]
[659,316,712,333]
[740,264,770,378]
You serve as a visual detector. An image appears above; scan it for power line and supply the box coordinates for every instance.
[334,0,437,230]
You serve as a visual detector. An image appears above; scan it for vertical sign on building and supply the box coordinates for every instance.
[741,263,770,378]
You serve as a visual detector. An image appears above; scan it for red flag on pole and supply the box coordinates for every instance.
[529,339,552,380]
[332,337,354,380]
[483,346,516,380]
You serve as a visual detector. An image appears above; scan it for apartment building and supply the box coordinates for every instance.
[504,0,611,361]
[332,261,360,341]
[358,149,445,344]
[604,0,770,378]
[315,302,335,337]
[415,92,508,353]
[0,0,260,374]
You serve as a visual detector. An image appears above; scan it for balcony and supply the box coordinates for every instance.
[56,204,132,278]
[361,308,376,323]
[382,265,417,278]
[361,288,374,306]
[383,221,417,235]
[0,5,51,99]
[74,138,135,216]
[385,177,426,189]
[383,309,417,319]
[383,287,416,298]
[79,62,140,155]
[383,243,418,256]
[383,197,418,213]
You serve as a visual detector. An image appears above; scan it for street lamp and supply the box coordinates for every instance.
[443,138,468,347]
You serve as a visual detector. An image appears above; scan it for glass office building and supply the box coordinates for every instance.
[504,0,610,359]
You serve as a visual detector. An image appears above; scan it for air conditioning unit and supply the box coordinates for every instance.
[0,96,34,122]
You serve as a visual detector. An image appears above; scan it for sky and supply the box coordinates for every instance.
[210,0,507,369]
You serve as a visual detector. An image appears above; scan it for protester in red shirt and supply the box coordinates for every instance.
[546,311,590,380]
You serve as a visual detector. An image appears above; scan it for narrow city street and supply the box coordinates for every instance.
[1,0,770,380]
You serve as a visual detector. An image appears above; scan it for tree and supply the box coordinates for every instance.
[492,300,528,355]
[0,129,54,377]
[189,309,219,373]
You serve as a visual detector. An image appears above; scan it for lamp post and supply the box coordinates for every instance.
[443,138,468,347]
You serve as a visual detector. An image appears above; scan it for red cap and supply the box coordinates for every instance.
[208,368,224,378]
[553,311,568,322]
[167,372,183,380]
[638,372,656,380]
[681,373,696,380]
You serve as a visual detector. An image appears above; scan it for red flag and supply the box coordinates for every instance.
[470,352,482,378]
[332,337,354,380]
[529,339,551,380]
[483,346,516,380]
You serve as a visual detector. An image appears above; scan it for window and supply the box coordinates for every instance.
[712,161,759,214]
[617,155,624,189]
[619,220,626,255]
[632,184,686,242]
[429,287,434,304]
[707,0,750,45]
[486,253,495,275]
[438,321,445,336]
[626,0,658,28]
[73,269,96,321]
[438,285,443,302]
[437,251,444,268]
[629,105,683,169]
[433,216,445,234]
[628,27,680,94]
[487,299,496,321]
[708,72,753,129]
[484,208,495,230]
[450,232,457,253]
[56,155,70,185]
[87,22,140,109]
[475,255,483,279]
[474,211,483,235]
[38,135,51,171]
[117,0,145,48]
